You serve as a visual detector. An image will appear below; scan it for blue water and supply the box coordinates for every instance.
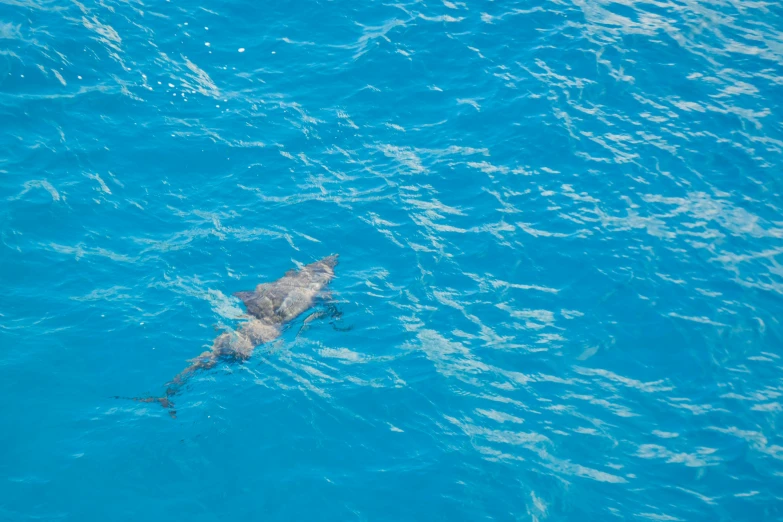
[2,0,782,519]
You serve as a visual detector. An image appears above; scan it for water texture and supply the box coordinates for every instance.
[1,0,782,520]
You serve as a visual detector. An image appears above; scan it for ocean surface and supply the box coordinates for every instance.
[1,0,782,520]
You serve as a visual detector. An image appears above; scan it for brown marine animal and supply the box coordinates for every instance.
[118,254,339,417]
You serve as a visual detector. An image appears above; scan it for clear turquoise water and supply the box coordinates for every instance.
[1,0,782,520]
